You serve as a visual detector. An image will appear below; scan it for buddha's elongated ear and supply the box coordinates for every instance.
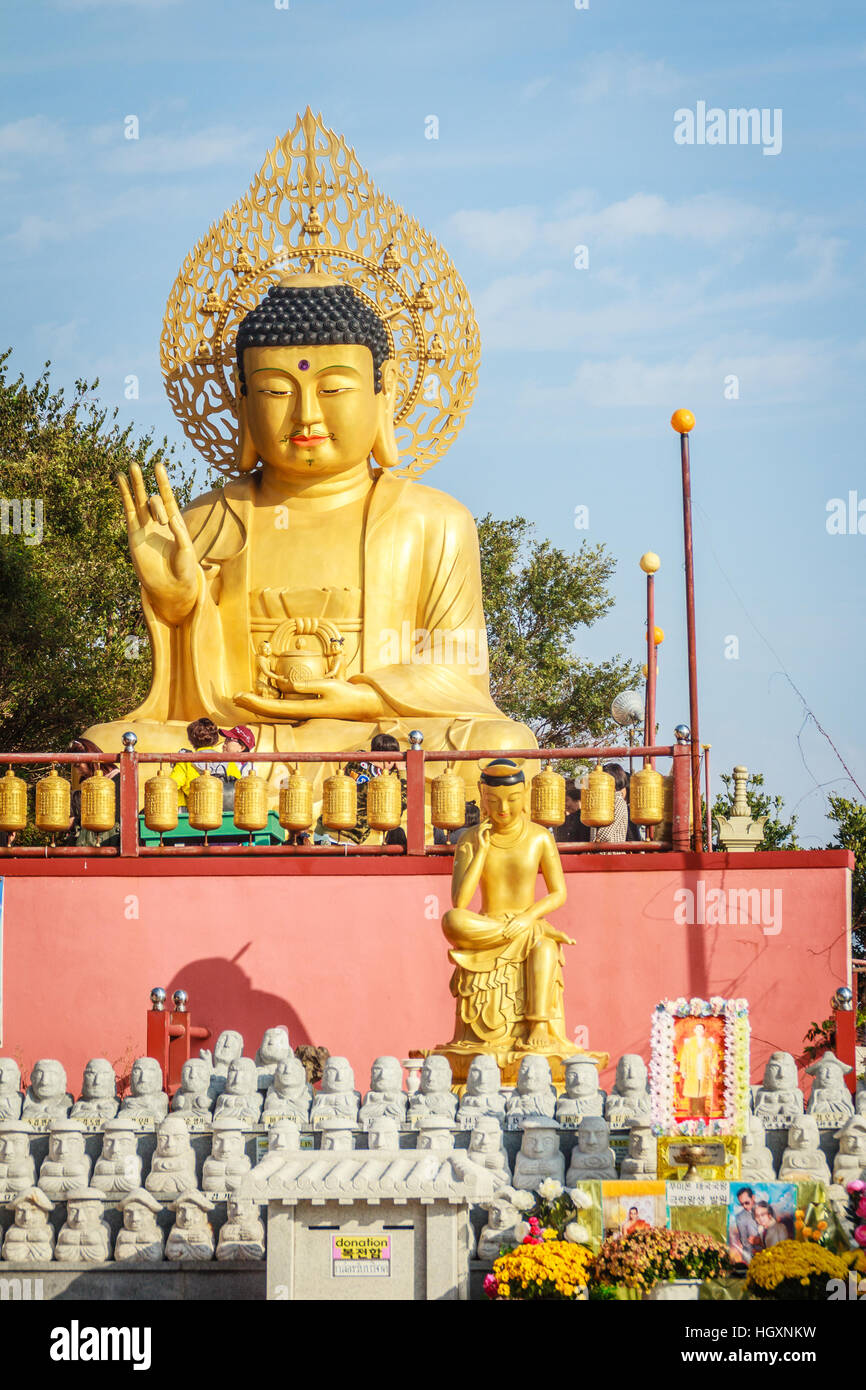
[371,357,399,469]
[235,378,260,474]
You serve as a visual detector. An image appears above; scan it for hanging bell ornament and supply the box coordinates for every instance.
[629,765,664,826]
[234,772,269,834]
[0,768,28,834]
[279,771,313,833]
[580,765,615,827]
[35,766,71,835]
[187,773,223,833]
[322,772,357,831]
[144,767,179,835]
[661,772,692,831]
[80,768,117,833]
[530,765,566,827]
[367,769,402,832]
[431,766,465,830]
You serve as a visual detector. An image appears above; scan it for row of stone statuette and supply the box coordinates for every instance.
[2,1037,862,1131]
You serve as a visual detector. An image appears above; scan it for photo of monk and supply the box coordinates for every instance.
[672,1016,725,1122]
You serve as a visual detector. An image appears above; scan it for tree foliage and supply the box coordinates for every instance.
[825,793,866,961]
[0,353,196,754]
[711,770,800,851]
[476,514,641,748]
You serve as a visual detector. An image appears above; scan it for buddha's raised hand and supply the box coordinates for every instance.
[118,462,200,624]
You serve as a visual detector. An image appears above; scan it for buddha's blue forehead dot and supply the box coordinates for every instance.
[297,359,310,371]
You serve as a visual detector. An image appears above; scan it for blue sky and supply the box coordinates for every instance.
[2,0,865,845]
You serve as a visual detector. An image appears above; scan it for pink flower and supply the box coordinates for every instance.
[848,1179,866,1194]
[482,1273,499,1298]
[857,1196,866,1220]
[855,1225,866,1249]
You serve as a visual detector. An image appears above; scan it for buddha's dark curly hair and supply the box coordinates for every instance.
[236,284,391,393]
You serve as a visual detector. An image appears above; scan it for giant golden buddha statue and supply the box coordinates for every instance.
[84,111,534,794]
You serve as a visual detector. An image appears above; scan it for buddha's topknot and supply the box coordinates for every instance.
[236,284,391,393]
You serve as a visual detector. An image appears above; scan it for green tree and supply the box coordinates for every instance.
[476,514,641,748]
[0,353,196,754]
[826,794,866,961]
[711,770,799,851]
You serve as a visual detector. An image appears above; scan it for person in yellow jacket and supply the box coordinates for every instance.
[171,718,254,807]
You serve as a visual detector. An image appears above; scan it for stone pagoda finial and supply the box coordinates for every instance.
[715,765,766,852]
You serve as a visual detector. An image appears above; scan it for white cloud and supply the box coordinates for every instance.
[0,115,67,159]
[97,125,264,175]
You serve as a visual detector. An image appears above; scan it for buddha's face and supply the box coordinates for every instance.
[227,1060,253,1095]
[103,1131,134,1160]
[84,1061,115,1099]
[371,1058,400,1092]
[368,1122,398,1152]
[31,1062,63,1100]
[242,344,394,482]
[579,1121,607,1153]
[469,1127,499,1156]
[764,1055,794,1091]
[418,1131,453,1154]
[789,1121,814,1150]
[213,1131,242,1160]
[324,1060,351,1094]
[0,1132,25,1162]
[228,1197,255,1223]
[16,1204,44,1229]
[68,1200,96,1229]
[421,1059,449,1094]
[812,1062,836,1090]
[488,1202,516,1230]
[0,1060,20,1094]
[182,1061,208,1094]
[466,1061,493,1095]
[630,1129,652,1158]
[321,1130,352,1152]
[518,1058,547,1095]
[523,1130,555,1159]
[565,1063,596,1098]
[841,1129,866,1156]
[124,1203,151,1232]
[158,1125,186,1158]
[50,1131,82,1161]
[131,1060,160,1096]
[214,1031,243,1067]
[268,1125,300,1153]
[617,1056,647,1092]
[260,1028,289,1065]
[481,783,526,833]
[176,1203,200,1229]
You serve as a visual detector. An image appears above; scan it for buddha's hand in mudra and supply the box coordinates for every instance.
[233,677,387,722]
[118,462,200,624]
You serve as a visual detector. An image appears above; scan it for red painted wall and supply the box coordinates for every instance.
[0,851,852,1092]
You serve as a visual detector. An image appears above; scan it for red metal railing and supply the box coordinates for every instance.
[0,734,694,857]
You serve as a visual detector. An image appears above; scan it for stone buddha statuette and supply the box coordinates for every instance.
[55,1189,111,1264]
[249,1119,302,1186]
[619,1123,657,1178]
[171,1059,215,1118]
[604,1055,651,1128]
[115,1189,165,1263]
[555,1058,605,1123]
[359,1056,407,1127]
[203,1119,251,1193]
[805,1052,854,1125]
[0,1058,23,1121]
[857,1082,866,1116]
[504,1055,556,1130]
[38,1119,92,1197]
[0,1122,36,1194]
[71,1058,120,1121]
[512,1117,565,1193]
[165,1191,215,1262]
[2,1187,55,1262]
[200,1029,244,1101]
[120,1058,169,1123]
[406,1055,458,1123]
[832,1116,866,1186]
[217,1196,265,1261]
[467,1115,512,1186]
[740,1114,777,1182]
[476,1188,530,1263]
[262,1057,312,1124]
[92,1118,143,1195]
[214,1058,264,1126]
[309,1056,361,1126]
[778,1116,831,1184]
[145,1115,198,1196]
[22,1059,73,1120]
[752,1051,804,1128]
[565,1117,617,1183]
[456,1055,505,1127]
[254,1026,292,1092]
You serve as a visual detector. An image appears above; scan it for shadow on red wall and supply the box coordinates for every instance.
[167,943,314,1055]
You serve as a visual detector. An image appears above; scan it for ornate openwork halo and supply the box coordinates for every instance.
[161,109,481,481]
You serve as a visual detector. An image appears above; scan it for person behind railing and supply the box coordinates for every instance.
[319,733,407,846]
[590,763,631,846]
[170,718,253,810]
[554,778,591,845]
[67,737,120,847]
[447,798,481,845]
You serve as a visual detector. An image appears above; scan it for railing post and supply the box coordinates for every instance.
[672,725,692,852]
[833,987,857,1095]
[406,730,426,856]
[119,731,139,858]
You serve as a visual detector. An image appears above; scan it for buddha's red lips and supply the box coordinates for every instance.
[290,434,329,444]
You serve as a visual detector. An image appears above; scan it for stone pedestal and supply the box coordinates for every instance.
[266,1197,472,1301]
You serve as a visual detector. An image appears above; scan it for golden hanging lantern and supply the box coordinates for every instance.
[0,768,28,834]
[279,771,313,833]
[661,773,692,831]
[530,765,566,827]
[431,766,465,830]
[35,766,71,835]
[186,773,223,832]
[367,770,402,832]
[580,766,615,828]
[629,765,664,825]
[144,767,179,835]
[234,772,269,833]
[322,772,357,831]
[80,769,117,833]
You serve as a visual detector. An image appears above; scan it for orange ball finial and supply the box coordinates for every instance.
[653,626,664,646]
[640,551,661,574]
[671,408,695,434]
